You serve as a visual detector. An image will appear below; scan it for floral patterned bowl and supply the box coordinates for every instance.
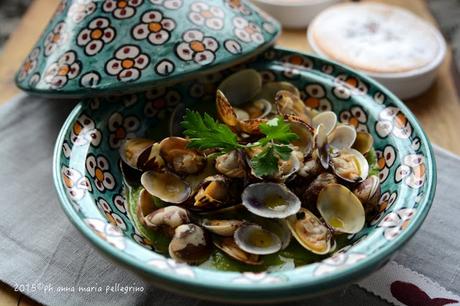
[53,47,436,302]
[15,0,280,98]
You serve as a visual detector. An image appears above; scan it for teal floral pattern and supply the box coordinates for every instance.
[54,48,435,295]
[15,0,280,97]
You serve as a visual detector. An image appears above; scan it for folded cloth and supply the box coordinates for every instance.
[0,94,459,306]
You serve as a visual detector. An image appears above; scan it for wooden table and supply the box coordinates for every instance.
[1,0,459,305]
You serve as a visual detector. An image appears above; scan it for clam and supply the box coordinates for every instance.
[144,205,190,237]
[314,124,330,169]
[119,159,142,187]
[331,148,369,183]
[218,69,262,106]
[240,99,272,119]
[159,137,205,175]
[184,158,217,192]
[257,219,292,250]
[194,175,239,209]
[242,183,301,219]
[213,237,262,265]
[136,188,157,227]
[286,208,333,254]
[317,184,365,234]
[141,170,191,204]
[169,224,212,265]
[328,125,357,150]
[312,111,337,136]
[215,150,246,178]
[302,173,337,207]
[353,175,381,214]
[246,146,301,182]
[275,90,313,124]
[298,158,322,179]
[352,131,374,155]
[202,219,243,237]
[285,115,314,155]
[216,90,266,135]
[119,138,164,170]
[256,81,300,103]
[234,223,282,255]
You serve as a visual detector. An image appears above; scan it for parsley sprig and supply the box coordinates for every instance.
[181,110,243,152]
[181,109,299,176]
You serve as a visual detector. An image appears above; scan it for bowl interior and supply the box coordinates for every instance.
[54,47,435,300]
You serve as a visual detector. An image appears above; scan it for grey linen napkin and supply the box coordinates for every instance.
[0,94,459,306]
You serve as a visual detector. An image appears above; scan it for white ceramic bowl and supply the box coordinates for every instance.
[307,3,447,100]
[250,0,342,29]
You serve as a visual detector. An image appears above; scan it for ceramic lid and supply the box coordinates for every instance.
[15,0,281,98]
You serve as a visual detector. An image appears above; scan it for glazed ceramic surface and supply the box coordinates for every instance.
[54,48,436,302]
[15,0,280,97]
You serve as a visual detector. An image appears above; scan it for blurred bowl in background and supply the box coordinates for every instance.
[307,2,447,99]
[250,0,341,29]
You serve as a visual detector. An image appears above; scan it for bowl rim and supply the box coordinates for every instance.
[53,46,437,301]
[307,2,447,79]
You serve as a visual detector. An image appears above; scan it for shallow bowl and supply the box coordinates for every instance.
[53,47,436,303]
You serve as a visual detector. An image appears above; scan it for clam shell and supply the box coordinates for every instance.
[169,224,211,265]
[159,137,205,175]
[234,224,282,255]
[275,90,312,124]
[328,125,357,150]
[202,219,243,237]
[242,183,301,219]
[317,184,365,234]
[312,111,337,135]
[331,148,369,182]
[218,69,262,106]
[213,237,262,265]
[286,208,333,254]
[352,131,374,155]
[141,170,191,204]
[119,138,155,170]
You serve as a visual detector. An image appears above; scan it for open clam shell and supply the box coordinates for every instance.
[275,90,313,124]
[159,137,206,175]
[242,183,301,219]
[352,131,374,155]
[202,219,243,237]
[256,81,300,104]
[317,184,365,234]
[119,138,154,170]
[213,237,262,265]
[353,175,381,214]
[285,115,314,156]
[141,170,191,204]
[218,69,262,106]
[312,111,337,136]
[331,148,369,183]
[328,125,357,150]
[286,208,333,254]
[234,223,282,255]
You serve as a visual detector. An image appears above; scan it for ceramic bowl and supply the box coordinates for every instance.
[250,0,341,29]
[307,3,447,99]
[53,47,436,302]
[15,0,280,98]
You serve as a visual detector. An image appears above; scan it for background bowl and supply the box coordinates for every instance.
[250,0,341,29]
[54,47,436,303]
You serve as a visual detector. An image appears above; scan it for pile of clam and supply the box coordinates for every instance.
[119,69,381,266]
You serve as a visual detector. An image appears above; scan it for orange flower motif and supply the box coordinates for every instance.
[44,22,67,56]
[132,10,175,45]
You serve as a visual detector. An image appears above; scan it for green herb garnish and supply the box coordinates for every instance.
[181,110,299,177]
[181,109,243,152]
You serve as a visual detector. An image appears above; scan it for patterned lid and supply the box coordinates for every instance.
[15,0,281,98]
